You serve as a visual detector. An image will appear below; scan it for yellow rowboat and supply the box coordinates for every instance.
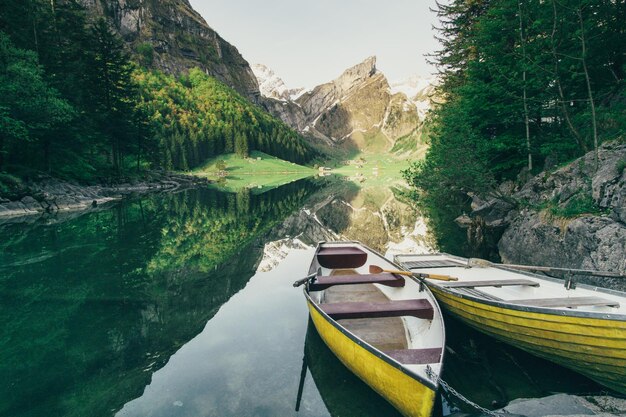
[300,242,445,417]
[394,253,626,395]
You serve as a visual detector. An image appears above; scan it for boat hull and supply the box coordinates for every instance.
[430,286,626,394]
[307,299,437,417]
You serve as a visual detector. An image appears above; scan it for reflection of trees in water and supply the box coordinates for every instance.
[147,179,324,274]
[407,190,503,260]
[0,178,324,417]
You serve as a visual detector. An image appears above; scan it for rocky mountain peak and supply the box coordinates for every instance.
[261,56,434,152]
[333,56,378,93]
[252,64,304,101]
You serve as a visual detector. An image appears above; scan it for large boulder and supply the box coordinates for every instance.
[495,142,626,280]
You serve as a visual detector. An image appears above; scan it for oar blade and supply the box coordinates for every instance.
[368,265,384,274]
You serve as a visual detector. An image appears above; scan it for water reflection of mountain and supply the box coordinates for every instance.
[268,178,431,254]
[0,179,324,417]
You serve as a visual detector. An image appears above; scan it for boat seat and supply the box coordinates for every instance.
[317,246,367,269]
[320,299,434,320]
[441,279,540,288]
[384,348,442,365]
[510,296,620,308]
[309,273,405,291]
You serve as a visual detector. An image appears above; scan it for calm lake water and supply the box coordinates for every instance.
[0,176,603,417]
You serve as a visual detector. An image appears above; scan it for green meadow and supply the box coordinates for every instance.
[193,151,316,192]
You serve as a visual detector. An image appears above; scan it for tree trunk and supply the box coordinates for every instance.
[551,0,587,152]
[518,1,532,171]
[136,132,142,171]
[44,137,51,173]
[29,0,39,55]
[577,3,599,169]
[0,135,4,171]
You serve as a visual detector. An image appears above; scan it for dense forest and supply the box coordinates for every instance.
[0,0,313,185]
[405,0,626,212]
[135,68,312,170]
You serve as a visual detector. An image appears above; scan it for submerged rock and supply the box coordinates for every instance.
[495,393,626,417]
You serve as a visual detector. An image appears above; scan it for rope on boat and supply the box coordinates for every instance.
[426,366,507,417]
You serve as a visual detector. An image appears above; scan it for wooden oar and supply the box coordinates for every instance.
[469,258,626,278]
[369,265,458,281]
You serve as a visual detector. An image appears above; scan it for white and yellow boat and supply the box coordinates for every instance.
[395,253,626,395]
[299,242,445,417]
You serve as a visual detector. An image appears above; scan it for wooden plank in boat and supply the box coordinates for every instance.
[384,348,442,365]
[510,296,620,308]
[325,283,409,350]
[309,273,405,291]
[324,283,388,304]
[441,279,540,288]
[317,246,367,269]
[404,259,465,269]
[339,317,408,351]
[321,299,434,320]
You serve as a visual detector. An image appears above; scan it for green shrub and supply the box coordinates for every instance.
[549,193,604,218]
[0,172,26,199]
[136,42,154,66]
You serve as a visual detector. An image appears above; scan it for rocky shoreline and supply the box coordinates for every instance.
[450,393,626,417]
[458,142,626,287]
[0,172,210,220]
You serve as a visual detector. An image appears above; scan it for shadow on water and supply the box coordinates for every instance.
[416,191,502,262]
[0,177,326,417]
[441,313,604,414]
[300,318,403,417]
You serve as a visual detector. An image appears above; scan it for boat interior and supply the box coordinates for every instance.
[395,254,626,315]
[307,243,445,378]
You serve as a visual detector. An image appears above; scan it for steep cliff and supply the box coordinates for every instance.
[81,0,259,99]
[257,57,432,152]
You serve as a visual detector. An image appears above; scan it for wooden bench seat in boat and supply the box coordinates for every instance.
[510,296,620,308]
[320,299,434,320]
[309,273,405,291]
[441,279,540,288]
[317,246,367,269]
[384,348,442,365]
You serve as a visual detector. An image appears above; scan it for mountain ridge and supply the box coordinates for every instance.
[256,57,434,153]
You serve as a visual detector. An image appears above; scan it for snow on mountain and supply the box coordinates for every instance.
[251,63,305,101]
[389,75,437,118]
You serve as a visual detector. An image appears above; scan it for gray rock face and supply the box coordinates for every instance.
[260,98,309,132]
[81,0,259,99]
[501,213,626,281]
[469,142,626,281]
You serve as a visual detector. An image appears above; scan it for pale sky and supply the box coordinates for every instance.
[189,0,441,89]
